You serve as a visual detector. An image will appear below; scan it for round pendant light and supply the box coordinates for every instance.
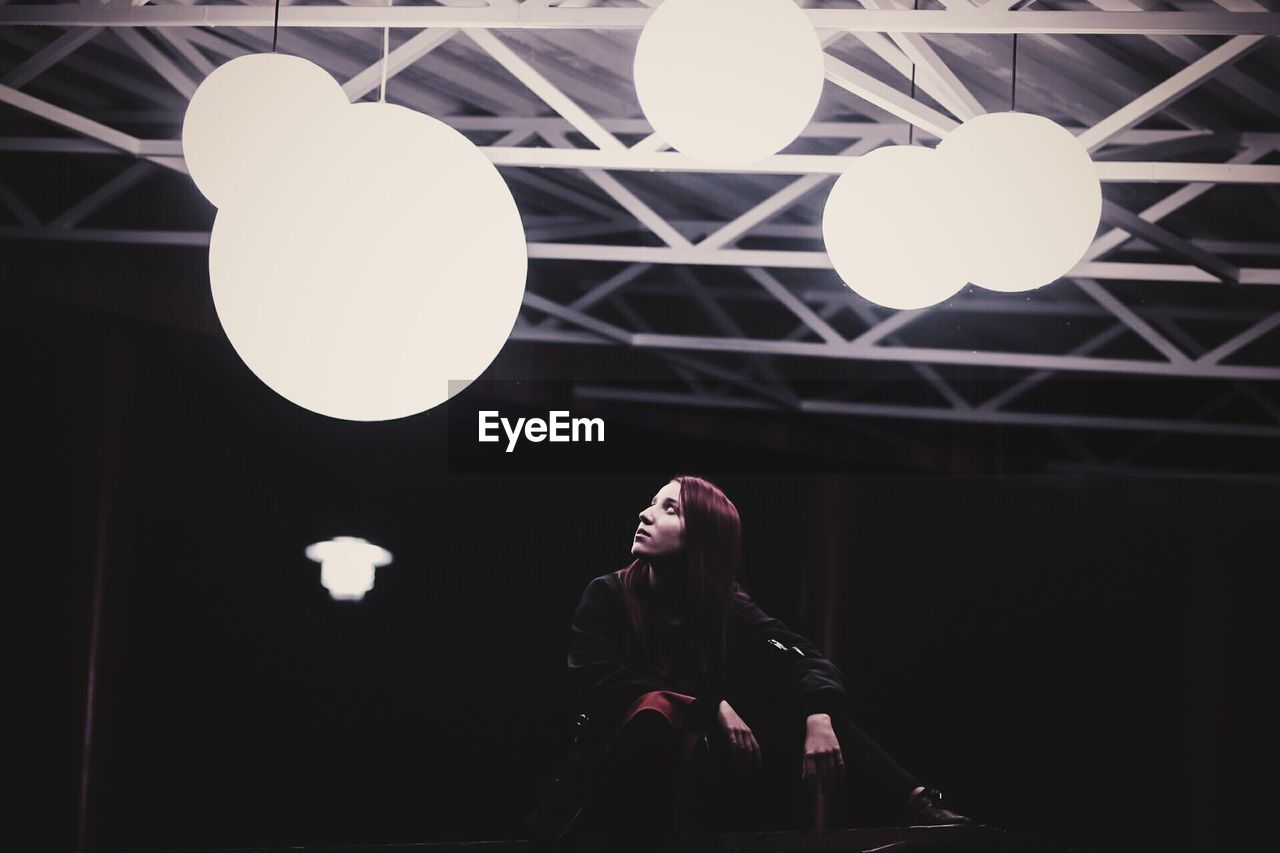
[822,145,968,310]
[938,111,1101,292]
[633,0,824,166]
[185,55,528,421]
[182,53,348,211]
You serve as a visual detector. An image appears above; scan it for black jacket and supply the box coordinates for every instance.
[568,571,848,741]
[527,571,849,846]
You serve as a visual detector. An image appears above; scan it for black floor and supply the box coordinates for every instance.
[175,825,1060,853]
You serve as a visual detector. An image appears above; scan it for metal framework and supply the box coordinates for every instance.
[2,0,1279,475]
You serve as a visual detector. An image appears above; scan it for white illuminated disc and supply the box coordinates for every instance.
[209,101,527,421]
[634,0,824,166]
[939,112,1101,292]
[182,54,349,210]
[822,145,967,310]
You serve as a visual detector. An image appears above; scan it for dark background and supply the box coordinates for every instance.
[10,282,1271,853]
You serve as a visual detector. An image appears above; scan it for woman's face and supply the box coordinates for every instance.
[631,480,686,559]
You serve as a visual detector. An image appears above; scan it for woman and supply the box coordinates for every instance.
[530,476,967,852]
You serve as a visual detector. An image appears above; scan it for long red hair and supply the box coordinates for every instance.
[619,475,743,676]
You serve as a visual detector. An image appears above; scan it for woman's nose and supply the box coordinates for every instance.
[638,508,653,523]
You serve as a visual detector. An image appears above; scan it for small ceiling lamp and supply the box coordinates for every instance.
[184,55,528,421]
[938,112,1101,292]
[822,145,967,310]
[305,536,392,602]
[182,54,348,211]
[633,0,824,166]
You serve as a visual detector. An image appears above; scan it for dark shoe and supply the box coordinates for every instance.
[905,786,972,825]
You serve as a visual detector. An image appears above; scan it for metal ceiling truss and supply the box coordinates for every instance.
[4,4,1280,37]
[2,1,1279,471]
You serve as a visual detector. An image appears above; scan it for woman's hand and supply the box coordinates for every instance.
[717,700,763,771]
[802,713,844,798]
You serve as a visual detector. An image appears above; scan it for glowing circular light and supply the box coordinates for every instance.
[938,112,1101,292]
[822,145,968,310]
[182,54,348,210]
[305,536,393,602]
[633,0,824,166]
[205,99,527,421]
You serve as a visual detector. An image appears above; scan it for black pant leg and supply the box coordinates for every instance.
[561,710,684,852]
[830,714,920,824]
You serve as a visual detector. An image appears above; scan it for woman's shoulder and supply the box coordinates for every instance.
[572,572,629,624]
[580,570,626,602]
[727,583,773,623]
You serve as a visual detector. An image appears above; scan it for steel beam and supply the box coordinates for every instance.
[1076,35,1267,152]
[673,267,802,407]
[1,26,103,88]
[745,268,846,347]
[842,299,974,410]
[48,160,154,228]
[618,332,1280,380]
[823,52,958,139]
[112,26,197,98]
[1089,0,1280,118]
[1085,145,1274,261]
[848,309,930,348]
[976,325,1131,412]
[579,167,690,248]
[6,219,1278,287]
[14,135,1280,182]
[342,26,458,101]
[537,263,650,329]
[522,242,1280,286]
[0,180,40,227]
[0,226,209,245]
[597,291,710,399]
[1152,315,1280,425]
[6,124,1225,152]
[0,83,140,154]
[696,137,884,251]
[857,0,987,121]
[0,25,188,111]
[1198,314,1280,365]
[153,29,216,78]
[466,28,624,151]
[1071,278,1190,364]
[533,148,689,248]
[574,387,1280,439]
[3,8,1280,37]
[523,291,633,344]
[1097,199,1241,284]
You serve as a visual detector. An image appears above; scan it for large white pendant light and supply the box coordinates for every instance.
[184,54,528,421]
[821,145,968,311]
[633,0,824,166]
[822,114,1102,309]
[938,112,1101,292]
